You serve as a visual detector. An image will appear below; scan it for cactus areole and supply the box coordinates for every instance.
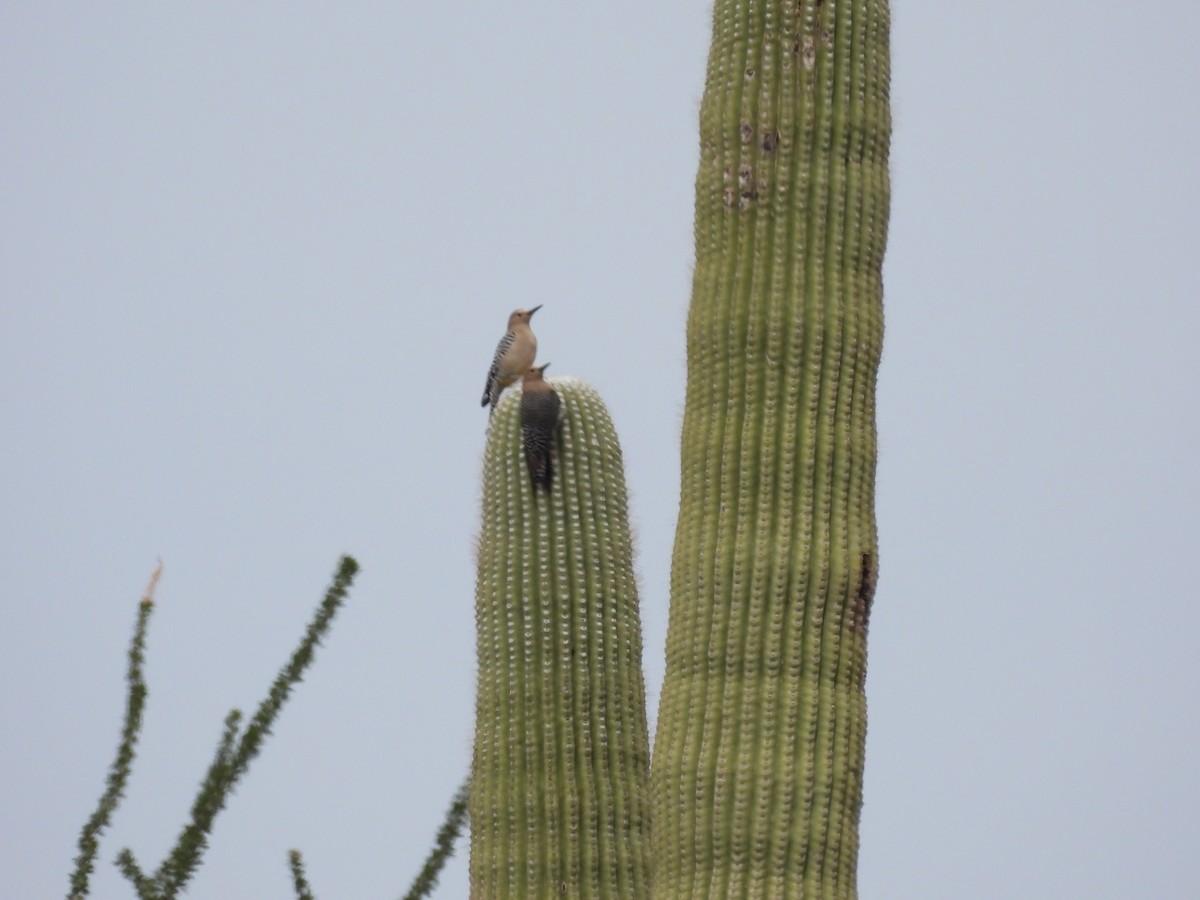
[651,1,891,897]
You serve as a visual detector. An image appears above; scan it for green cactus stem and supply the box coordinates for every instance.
[471,379,653,899]
[651,0,890,897]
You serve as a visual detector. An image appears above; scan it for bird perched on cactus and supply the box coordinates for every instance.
[481,305,541,414]
[520,363,561,492]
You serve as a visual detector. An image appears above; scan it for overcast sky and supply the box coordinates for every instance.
[3,3,1198,898]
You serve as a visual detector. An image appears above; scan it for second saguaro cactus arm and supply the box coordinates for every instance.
[472,379,653,898]
[652,0,891,897]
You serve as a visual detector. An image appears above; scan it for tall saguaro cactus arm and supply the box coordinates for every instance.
[652,0,890,897]
[472,380,653,898]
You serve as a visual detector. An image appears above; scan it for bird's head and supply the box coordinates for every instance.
[525,362,551,383]
[508,305,542,327]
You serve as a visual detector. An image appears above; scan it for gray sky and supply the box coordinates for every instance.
[3,3,1198,898]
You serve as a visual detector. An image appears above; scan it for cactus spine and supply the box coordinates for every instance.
[471,380,653,898]
[651,0,890,897]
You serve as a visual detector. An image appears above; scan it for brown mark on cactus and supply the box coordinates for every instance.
[744,66,756,81]
[802,35,816,70]
[761,129,779,153]
[738,164,753,188]
[851,552,877,635]
[739,119,754,143]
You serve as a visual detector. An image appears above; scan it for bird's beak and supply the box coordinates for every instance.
[528,304,543,316]
[541,362,551,371]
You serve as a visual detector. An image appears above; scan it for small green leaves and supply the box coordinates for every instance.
[71,557,358,900]
[67,563,158,900]
[402,778,471,900]
[288,849,316,900]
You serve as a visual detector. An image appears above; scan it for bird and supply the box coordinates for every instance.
[520,363,561,493]
[481,305,541,414]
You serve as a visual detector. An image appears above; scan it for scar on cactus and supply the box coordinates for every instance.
[851,552,877,635]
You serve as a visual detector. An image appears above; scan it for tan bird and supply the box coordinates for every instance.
[481,305,541,414]
[520,363,561,492]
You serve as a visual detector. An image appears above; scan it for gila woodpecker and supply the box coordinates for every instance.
[481,305,541,413]
[520,363,561,493]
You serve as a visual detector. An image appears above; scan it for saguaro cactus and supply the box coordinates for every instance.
[651,0,891,897]
[471,380,653,898]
